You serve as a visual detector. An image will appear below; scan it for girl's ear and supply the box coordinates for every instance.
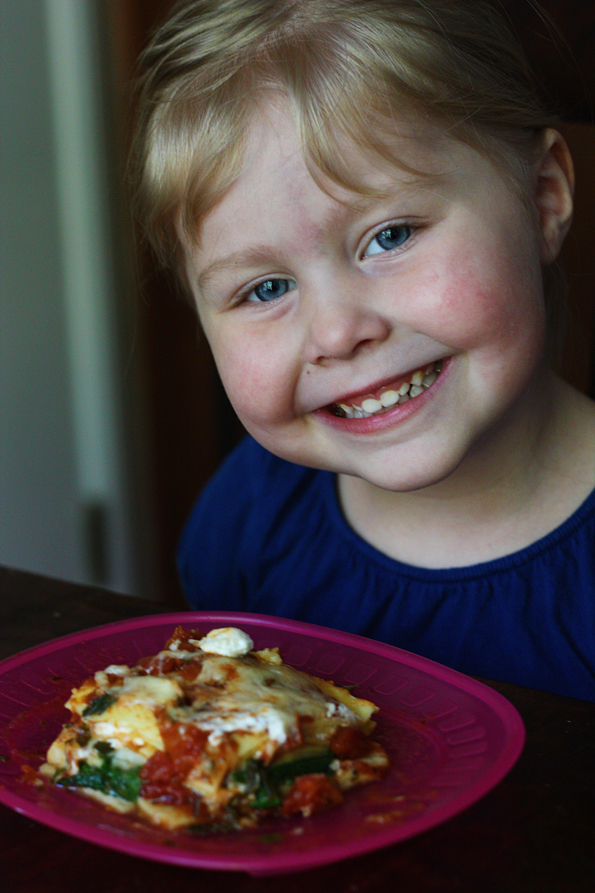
[535,129,574,265]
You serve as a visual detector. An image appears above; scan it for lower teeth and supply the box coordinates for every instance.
[331,361,442,419]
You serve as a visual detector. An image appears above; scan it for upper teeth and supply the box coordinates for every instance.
[334,361,441,419]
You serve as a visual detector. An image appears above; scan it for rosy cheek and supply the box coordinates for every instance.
[215,340,287,428]
[437,253,540,349]
[218,351,261,407]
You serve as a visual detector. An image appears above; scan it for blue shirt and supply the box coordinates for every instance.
[178,436,595,701]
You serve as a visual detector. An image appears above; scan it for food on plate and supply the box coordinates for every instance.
[41,626,389,830]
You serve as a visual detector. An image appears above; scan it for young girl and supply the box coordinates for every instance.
[133,0,595,701]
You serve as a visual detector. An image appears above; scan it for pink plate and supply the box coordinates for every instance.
[0,612,524,875]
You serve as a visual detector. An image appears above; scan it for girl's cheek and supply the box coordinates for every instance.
[215,342,288,427]
[435,253,544,351]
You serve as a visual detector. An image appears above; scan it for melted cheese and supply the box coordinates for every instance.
[166,652,363,754]
[88,675,183,756]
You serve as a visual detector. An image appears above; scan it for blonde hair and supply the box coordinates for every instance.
[132,0,560,289]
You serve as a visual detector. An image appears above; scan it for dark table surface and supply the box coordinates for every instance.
[1,565,593,892]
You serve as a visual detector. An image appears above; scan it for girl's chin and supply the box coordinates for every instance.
[338,465,459,495]
[334,436,475,494]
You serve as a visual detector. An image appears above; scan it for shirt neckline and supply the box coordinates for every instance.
[320,471,595,582]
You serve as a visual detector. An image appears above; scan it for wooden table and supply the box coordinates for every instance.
[1,565,593,892]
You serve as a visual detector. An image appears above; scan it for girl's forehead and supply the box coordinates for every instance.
[186,93,521,264]
[249,95,453,182]
[193,97,460,242]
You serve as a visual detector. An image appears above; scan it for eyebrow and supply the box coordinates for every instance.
[197,245,283,293]
[196,171,449,293]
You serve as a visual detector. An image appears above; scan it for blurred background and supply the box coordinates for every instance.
[1,0,593,606]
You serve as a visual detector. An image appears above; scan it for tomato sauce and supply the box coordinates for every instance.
[329,725,372,759]
[139,722,209,805]
[281,774,343,817]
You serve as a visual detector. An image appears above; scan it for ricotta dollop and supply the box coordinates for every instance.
[196,627,254,657]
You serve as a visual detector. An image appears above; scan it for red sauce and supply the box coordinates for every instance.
[329,725,372,759]
[164,627,202,651]
[139,721,209,805]
[105,673,124,684]
[162,722,209,769]
[20,764,41,787]
[139,751,192,805]
[177,660,203,682]
[351,757,386,780]
[281,774,343,817]
[136,654,184,675]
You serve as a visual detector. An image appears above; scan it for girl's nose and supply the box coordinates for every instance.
[303,285,391,365]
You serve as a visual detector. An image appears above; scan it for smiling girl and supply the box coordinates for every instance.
[133,0,595,700]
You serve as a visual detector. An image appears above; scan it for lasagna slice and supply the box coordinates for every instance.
[42,626,389,830]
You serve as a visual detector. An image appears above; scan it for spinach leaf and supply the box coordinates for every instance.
[230,752,334,810]
[268,752,334,784]
[57,751,141,802]
[82,693,117,717]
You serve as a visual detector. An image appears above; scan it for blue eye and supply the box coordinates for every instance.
[366,224,413,256]
[247,278,296,302]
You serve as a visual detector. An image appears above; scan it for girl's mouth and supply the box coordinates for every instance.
[327,361,443,419]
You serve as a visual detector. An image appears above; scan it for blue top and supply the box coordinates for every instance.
[178,436,595,702]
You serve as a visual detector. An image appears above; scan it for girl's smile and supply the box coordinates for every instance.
[321,359,444,420]
[185,98,569,495]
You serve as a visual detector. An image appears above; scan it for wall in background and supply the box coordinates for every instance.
[0,0,140,594]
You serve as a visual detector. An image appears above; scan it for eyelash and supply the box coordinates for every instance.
[237,222,417,305]
[362,222,416,258]
[243,278,297,304]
